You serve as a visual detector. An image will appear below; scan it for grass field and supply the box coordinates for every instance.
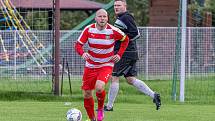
[0,101,215,121]
[0,76,214,121]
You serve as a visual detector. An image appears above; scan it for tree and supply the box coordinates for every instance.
[61,11,88,30]
[189,0,215,26]
[204,0,215,26]
[93,0,149,26]
[22,0,149,30]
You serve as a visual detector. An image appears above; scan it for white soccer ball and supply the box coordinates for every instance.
[66,108,82,121]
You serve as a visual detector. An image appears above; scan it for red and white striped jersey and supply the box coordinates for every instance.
[76,23,127,68]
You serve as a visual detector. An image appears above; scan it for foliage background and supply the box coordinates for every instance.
[61,0,215,29]
[60,0,149,29]
[3,0,214,30]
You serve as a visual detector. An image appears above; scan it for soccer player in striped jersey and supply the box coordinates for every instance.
[105,0,161,111]
[74,9,129,121]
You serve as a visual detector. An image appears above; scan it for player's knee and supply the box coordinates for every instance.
[96,88,104,93]
[95,80,105,92]
[126,76,136,85]
[83,91,92,98]
[84,94,92,98]
[111,76,119,83]
[126,80,133,85]
[95,85,104,93]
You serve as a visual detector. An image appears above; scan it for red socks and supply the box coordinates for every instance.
[96,90,106,110]
[84,90,106,119]
[84,97,95,119]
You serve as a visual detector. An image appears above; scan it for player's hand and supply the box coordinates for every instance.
[82,52,90,60]
[111,54,121,63]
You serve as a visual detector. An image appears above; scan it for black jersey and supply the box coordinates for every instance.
[114,12,140,60]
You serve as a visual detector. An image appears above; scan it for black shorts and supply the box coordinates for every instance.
[112,58,137,77]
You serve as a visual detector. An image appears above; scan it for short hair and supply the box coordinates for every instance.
[114,0,127,4]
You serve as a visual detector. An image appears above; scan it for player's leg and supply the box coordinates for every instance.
[95,80,106,110]
[82,68,97,120]
[126,76,155,98]
[105,76,119,111]
[96,66,112,121]
[124,60,155,97]
[126,76,161,110]
[95,80,106,121]
[106,58,129,111]
[125,60,161,110]
[83,90,96,121]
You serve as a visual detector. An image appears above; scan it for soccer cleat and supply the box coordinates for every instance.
[97,109,104,121]
[153,93,161,110]
[104,105,113,111]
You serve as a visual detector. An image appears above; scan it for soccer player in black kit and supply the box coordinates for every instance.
[105,0,161,111]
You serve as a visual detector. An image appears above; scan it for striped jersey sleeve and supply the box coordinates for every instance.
[109,24,127,41]
[77,25,90,44]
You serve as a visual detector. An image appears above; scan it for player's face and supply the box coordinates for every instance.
[95,10,108,28]
[114,1,126,15]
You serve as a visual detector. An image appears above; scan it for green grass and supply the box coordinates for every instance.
[0,76,215,120]
[0,77,214,103]
[0,101,215,121]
